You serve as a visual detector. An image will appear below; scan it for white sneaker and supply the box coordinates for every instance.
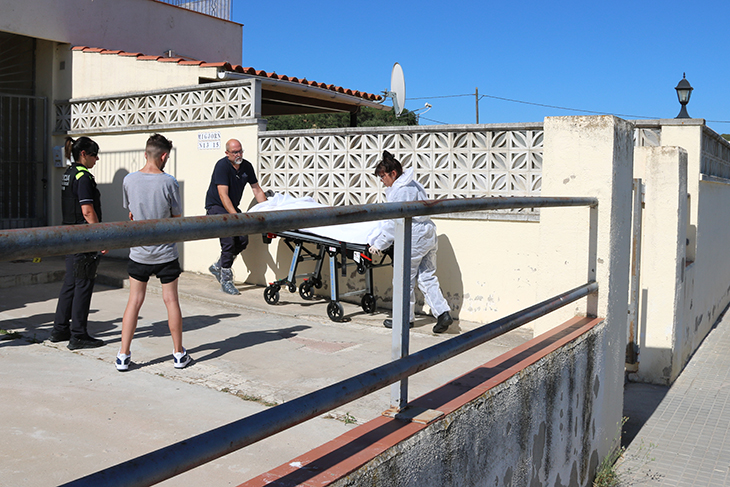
[116,352,131,371]
[173,348,192,369]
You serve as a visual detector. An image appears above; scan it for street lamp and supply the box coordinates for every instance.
[675,73,693,119]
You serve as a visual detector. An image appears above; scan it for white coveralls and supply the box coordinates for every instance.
[370,168,451,322]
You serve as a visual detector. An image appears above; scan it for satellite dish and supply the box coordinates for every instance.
[389,63,406,117]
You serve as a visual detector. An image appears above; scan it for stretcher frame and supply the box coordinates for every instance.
[262,230,391,321]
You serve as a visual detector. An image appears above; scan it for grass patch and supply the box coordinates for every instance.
[594,417,657,487]
[0,329,22,340]
[593,444,625,487]
[220,388,278,407]
[324,411,359,425]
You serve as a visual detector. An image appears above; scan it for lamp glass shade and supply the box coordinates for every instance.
[675,77,693,104]
[676,88,692,104]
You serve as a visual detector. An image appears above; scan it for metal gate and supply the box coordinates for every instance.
[0,93,48,229]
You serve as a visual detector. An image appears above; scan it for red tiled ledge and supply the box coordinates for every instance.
[238,315,603,487]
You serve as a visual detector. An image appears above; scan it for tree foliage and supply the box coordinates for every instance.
[264,106,418,131]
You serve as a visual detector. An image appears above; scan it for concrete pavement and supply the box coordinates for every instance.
[617,307,730,487]
[0,256,531,486]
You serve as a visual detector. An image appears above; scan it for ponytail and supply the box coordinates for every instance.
[65,136,99,163]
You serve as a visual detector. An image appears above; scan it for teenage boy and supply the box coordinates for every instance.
[116,134,191,371]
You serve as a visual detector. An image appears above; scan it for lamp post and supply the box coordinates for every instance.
[675,73,693,119]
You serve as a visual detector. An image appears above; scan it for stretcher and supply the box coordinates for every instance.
[262,230,392,322]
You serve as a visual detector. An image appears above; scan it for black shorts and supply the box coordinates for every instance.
[127,259,181,284]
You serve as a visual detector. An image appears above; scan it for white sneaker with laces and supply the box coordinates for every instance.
[116,352,131,371]
[173,348,192,369]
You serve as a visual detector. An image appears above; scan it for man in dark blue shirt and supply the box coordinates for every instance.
[205,139,268,294]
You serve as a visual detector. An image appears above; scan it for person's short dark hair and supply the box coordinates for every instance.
[64,136,99,162]
[146,133,173,160]
[374,150,403,178]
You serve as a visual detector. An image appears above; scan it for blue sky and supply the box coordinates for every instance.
[232,1,730,133]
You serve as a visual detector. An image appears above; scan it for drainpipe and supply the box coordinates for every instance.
[626,178,644,371]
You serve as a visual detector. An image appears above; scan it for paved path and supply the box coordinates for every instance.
[618,308,730,487]
[0,257,530,486]
[7,256,730,487]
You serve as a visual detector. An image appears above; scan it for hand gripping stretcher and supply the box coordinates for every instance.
[262,230,392,322]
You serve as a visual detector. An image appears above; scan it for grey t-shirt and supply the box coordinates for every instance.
[122,171,181,265]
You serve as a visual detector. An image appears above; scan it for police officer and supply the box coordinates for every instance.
[49,136,106,349]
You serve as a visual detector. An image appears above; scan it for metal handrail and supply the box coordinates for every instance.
[61,281,596,487]
[3,196,598,486]
[0,197,596,262]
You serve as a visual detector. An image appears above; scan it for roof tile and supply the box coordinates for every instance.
[72,45,383,102]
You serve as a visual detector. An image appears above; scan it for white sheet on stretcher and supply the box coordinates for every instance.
[248,193,383,245]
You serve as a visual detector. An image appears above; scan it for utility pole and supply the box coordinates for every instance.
[475,87,479,124]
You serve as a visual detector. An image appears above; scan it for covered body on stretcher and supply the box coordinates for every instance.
[249,194,392,322]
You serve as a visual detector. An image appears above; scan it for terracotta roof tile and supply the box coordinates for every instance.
[72,45,383,102]
[200,61,231,68]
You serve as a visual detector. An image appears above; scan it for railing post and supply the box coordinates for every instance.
[390,217,412,410]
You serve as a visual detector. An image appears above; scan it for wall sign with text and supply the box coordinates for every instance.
[198,131,221,150]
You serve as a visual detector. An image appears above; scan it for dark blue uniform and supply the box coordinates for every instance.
[53,164,102,340]
[205,157,258,268]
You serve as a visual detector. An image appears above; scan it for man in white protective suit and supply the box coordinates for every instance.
[368,151,455,334]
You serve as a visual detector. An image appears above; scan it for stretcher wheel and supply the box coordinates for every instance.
[312,278,323,289]
[264,285,280,305]
[287,283,297,293]
[327,302,345,322]
[356,262,366,275]
[361,294,377,314]
[299,281,314,300]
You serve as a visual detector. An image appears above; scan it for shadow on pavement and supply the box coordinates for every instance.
[622,381,669,448]
[141,324,311,367]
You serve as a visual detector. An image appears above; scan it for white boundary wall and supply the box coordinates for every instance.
[48,68,730,384]
[629,121,730,384]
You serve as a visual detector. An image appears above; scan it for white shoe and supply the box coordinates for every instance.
[116,352,131,371]
[173,348,192,369]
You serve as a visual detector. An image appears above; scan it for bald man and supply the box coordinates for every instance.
[205,139,268,294]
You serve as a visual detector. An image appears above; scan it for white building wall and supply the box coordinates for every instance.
[0,0,241,64]
[70,49,219,98]
[630,146,688,384]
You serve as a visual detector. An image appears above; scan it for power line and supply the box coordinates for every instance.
[418,115,449,125]
[409,94,474,100]
[409,92,660,120]
[409,91,730,125]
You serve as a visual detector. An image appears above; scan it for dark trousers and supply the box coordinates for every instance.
[53,253,98,338]
[207,205,249,268]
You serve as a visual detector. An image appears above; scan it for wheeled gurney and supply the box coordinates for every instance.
[262,230,391,322]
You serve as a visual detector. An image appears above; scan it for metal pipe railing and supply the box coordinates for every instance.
[61,281,597,487]
[6,195,598,486]
[0,197,596,262]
